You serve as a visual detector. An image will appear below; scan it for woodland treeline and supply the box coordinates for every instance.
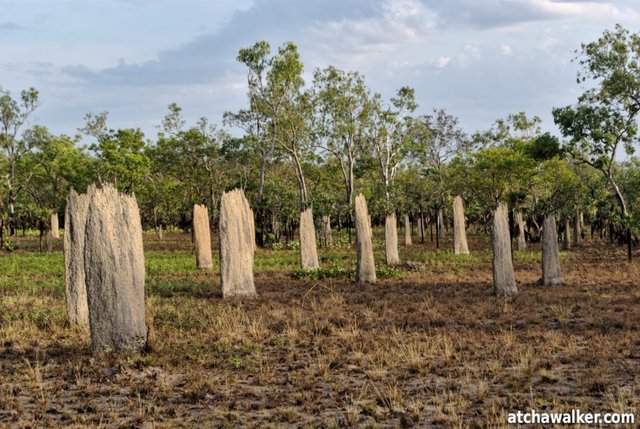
[1,25,639,259]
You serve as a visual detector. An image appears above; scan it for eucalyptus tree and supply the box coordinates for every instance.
[229,41,314,248]
[0,85,40,235]
[553,25,640,260]
[154,106,228,226]
[21,126,93,217]
[413,108,470,247]
[312,66,373,213]
[233,40,319,266]
[369,87,417,264]
[80,111,151,194]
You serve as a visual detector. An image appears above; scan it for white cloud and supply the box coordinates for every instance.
[501,44,513,55]
[435,56,450,68]
[533,0,639,20]
[455,44,482,68]
[306,0,437,68]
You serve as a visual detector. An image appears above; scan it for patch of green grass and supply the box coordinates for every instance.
[145,250,209,275]
[0,252,63,276]
[254,249,300,272]
[292,264,401,280]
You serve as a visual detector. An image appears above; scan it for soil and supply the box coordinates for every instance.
[0,234,638,428]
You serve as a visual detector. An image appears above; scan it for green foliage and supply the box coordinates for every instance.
[553,25,640,255]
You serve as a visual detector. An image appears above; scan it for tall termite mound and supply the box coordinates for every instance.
[515,211,526,251]
[84,184,147,355]
[404,214,412,246]
[563,218,571,250]
[322,215,332,247]
[541,214,562,286]
[219,189,256,298]
[51,212,60,239]
[193,204,213,269]
[453,196,469,255]
[492,203,517,296]
[573,209,583,246]
[385,212,400,265]
[299,208,319,269]
[64,189,90,330]
[355,194,376,284]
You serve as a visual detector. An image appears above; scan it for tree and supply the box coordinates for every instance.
[154,106,228,228]
[553,25,640,260]
[368,87,416,264]
[413,108,471,247]
[0,86,40,235]
[229,41,310,247]
[369,87,417,206]
[312,66,373,212]
[22,126,93,210]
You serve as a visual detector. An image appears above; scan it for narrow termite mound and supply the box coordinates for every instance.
[219,189,256,298]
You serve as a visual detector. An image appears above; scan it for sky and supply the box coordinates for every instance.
[1,0,639,142]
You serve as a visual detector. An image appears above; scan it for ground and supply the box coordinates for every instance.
[0,231,638,428]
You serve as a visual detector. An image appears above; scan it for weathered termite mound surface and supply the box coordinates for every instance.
[453,196,469,255]
[322,215,332,247]
[193,204,213,269]
[64,189,90,331]
[299,207,319,269]
[355,194,376,284]
[404,215,412,246]
[51,212,60,239]
[84,184,147,355]
[385,212,400,265]
[492,203,517,297]
[542,214,562,286]
[515,211,527,251]
[219,189,256,298]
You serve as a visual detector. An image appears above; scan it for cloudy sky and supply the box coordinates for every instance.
[1,0,639,140]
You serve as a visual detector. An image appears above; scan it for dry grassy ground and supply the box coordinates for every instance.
[0,232,638,428]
